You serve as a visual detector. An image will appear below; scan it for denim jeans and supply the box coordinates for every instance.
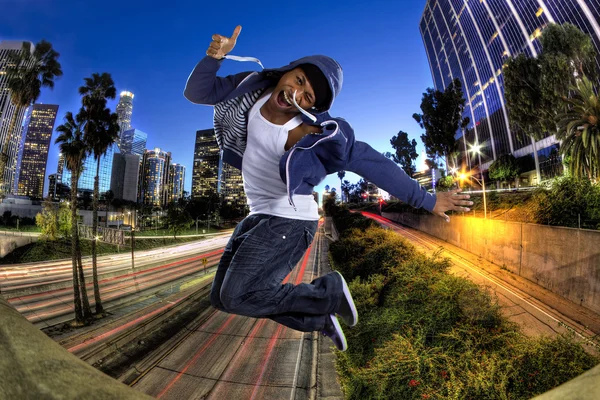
[210,213,343,332]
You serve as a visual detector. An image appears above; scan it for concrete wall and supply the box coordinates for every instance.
[0,295,153,399]
[382,212,600,315]
[0,234,37,258]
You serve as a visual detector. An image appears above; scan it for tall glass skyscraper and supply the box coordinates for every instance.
[220,161,246,209]
[192,129,220,199]
[141,148,171,206]
[116,91,134,145]
[120,128,147,158]
[0,41,34,194]
[62,144,117,195]
[420,0,600,182]
[14,104,59,198]
[168,163,186,202]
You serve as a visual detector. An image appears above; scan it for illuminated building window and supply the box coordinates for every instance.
[536,7,544,17]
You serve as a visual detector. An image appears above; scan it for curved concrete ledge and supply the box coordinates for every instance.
[0,295,152,399]
[532,363,600,399]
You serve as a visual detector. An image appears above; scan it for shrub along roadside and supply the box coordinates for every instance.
[328,205,599,399]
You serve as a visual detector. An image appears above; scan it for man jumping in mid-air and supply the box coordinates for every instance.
[184,25,472,351]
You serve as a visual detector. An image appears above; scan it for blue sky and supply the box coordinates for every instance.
[1,0,434,197]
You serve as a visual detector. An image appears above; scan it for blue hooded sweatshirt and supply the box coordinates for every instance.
[183,55,437,213]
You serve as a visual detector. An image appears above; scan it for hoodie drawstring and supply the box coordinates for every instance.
[292,91,318,123]
[223,55,265,70]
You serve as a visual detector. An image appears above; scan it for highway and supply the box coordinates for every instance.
[128,223,326,400]
[0,235,231,328]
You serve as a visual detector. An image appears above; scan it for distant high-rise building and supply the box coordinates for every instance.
[57,152,65,179]
[168,163,185,203]
[420,0,600,183]
[14,104,59,199]
[62,143,117,195]
[141,148,171,207]
[116,91,134,145]
[48,173,58,200]
[111,153,140,203]
[13,105,31,193]
[0,41,34,194]
[220,162,246,210]
[192,129,220,199]
[120,128,147,158]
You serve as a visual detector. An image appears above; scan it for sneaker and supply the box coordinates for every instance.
[334,271,358,327]
[321,314,347,351]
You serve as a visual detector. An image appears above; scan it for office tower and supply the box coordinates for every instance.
[220,162,246,210]
[0,41,34,194]
[110,153,140,202]
[141,148,171,207]
[48,173,58,200]
[57,152,65,178]
[192,129,220,199]
[168,163,185,203]
[14,104,59,199]
[116,91,134,145]
[119,128,147,203]
[120,128,147,158]
[61,143,117,195]
[420,0,600,182]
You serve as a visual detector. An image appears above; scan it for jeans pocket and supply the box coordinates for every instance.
[264,215,297,238]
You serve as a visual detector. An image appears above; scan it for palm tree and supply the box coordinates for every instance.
[79,73,119,315]
[556,77,600,180]
[104,190,114,228]
[54,111,92,324]
[337,171,346,203]
[3,41,62,194]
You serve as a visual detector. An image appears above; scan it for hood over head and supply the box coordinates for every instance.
[224,54,343,120]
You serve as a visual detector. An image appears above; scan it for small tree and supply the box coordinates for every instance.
[167,202,193,239]
[488,154,521,188]
[556,77,600,180]
[36,201,58,240]
[337,170,346,202]
[413,78,468,172]
[389,131,418,177]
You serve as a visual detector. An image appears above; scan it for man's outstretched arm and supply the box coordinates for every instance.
[345,140,472,221]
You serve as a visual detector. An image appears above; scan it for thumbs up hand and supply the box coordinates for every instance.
[206,25,242,59]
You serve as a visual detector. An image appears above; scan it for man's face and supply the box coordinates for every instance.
[269,67,317,114]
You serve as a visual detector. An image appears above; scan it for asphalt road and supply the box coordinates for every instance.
[130,223,327,400]
[0,235,231,328]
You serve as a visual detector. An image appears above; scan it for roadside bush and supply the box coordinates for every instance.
[328,208,599,399]
[530,176,600,228]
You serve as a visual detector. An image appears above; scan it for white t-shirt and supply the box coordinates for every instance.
[241,90,319,220]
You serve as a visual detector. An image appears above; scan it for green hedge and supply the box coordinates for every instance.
[328,207,599,399]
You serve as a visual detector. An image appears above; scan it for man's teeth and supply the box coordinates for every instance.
[283,92,293,106]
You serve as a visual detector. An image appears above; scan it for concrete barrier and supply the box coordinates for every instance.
[382,212,600,315]
[0,234,38,258]
[0,295,152,399]
[532,363,600,399]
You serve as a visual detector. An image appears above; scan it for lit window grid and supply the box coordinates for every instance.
[61,143,116,194]
[421,0,600,167]
[192,129,220,199]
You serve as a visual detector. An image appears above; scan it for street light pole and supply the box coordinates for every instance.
[477,150,488,219]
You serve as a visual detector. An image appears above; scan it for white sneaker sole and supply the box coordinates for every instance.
[334,271,358,327]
